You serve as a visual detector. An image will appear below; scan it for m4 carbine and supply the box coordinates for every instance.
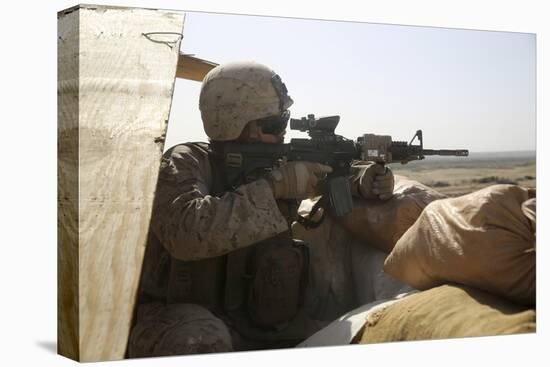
[219,114,469,226]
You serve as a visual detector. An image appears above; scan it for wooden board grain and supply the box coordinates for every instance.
[57,5,185,362]
[176,54,218,81]
[58,7,80,361]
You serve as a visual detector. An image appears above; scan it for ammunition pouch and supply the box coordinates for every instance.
[224,233,309,330]
[247,236,309,328]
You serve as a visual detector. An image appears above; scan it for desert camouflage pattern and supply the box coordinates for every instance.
[151,143,289,261]
[128,303,233,357]
[129,142,404,357]
[199,61,293,141]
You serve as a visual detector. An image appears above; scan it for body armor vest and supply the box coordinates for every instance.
[163,142,314,344]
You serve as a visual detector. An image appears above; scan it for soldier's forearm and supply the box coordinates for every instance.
[155,179,288,261]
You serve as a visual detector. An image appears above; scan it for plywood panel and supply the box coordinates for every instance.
[176,54,218,81]
[57,6,80,361]
[57,5,185,362]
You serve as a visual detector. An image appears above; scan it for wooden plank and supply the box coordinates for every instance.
[176,54,218,81]
[58,7,80,361]
[57,5,185,362]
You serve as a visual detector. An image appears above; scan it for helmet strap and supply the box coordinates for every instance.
[248,122,262,141]
[236,121,261,143]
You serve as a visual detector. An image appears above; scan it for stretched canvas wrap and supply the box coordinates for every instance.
[57,4,536,362]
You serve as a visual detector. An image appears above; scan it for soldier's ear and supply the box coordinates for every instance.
[236,121,257,142]
[248,121,261,141]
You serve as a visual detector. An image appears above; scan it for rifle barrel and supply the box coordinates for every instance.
[422,149,469,157]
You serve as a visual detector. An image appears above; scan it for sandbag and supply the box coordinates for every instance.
[292,208,359,321]
[349,241,414,305]
[291,201,411,321]
[522,197,536,232]
[384,184,536,305]
[357,284,535,344]
[337,175,446,253]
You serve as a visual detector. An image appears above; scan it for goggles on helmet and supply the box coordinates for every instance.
[271,74,294,110]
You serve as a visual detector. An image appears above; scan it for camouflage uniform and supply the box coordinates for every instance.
[126,60,401,358]
[127,142,387,357]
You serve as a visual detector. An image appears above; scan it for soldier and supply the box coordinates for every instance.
[128,61,395,357]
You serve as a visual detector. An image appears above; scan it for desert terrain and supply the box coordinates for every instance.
[391,151,536,197]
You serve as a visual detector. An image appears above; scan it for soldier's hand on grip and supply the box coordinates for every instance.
[267,161,333,200]
[359,163,395,201]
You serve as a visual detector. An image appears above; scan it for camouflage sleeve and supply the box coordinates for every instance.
[349,160,378,198]
[151,144,289,262]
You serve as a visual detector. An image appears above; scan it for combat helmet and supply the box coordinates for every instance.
[199,61,294,141]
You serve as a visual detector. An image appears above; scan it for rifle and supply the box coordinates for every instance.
[218,114,469,227]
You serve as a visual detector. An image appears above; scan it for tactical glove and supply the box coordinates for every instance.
[267,161,333,200]
[358,163,394,201]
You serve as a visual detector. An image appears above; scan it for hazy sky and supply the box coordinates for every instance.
[166,11,536,153]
